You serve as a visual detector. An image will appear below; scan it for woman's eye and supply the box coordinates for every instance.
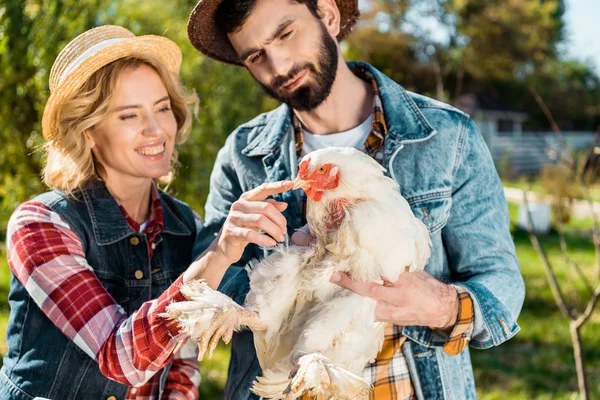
[159,106,171,112]
[280,30,293,40]
[120,114,136,121]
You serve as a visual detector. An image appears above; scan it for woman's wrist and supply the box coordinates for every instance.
[182,240,231,287]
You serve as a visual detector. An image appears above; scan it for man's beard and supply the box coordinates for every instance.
[257,23,338,111]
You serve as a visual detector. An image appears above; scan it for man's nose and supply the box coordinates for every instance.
[268,47,293,81]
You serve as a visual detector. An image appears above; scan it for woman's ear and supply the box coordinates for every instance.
[317,0,341,38]
[84,130,96,149]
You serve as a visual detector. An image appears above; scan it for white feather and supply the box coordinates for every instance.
[163,147,432,398]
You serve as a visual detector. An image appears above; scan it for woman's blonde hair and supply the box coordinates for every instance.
[43,53,198,195]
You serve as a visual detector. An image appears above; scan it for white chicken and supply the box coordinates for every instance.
[164,147,432,399]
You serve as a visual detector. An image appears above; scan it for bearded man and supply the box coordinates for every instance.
[189,0,525,398]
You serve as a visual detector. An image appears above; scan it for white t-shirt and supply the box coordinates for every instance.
[301,115,372,153]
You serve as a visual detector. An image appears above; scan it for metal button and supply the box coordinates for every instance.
[130,237,140,246]
[134,270,144,280]
[107,396,117,400]
[130,388,137,395]
[151,243,156,249]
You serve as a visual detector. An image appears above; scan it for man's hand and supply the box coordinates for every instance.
[330,269,459,330]
[217,181,293,264]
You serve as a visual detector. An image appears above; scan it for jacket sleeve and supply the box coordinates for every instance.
[441,117,525,349]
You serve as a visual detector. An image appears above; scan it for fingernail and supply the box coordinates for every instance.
[330,272,341,283]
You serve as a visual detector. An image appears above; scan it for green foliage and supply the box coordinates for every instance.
[0,0,110,228]
[450,0,562,80]
[348,0,599,130]
[0,0,273,219]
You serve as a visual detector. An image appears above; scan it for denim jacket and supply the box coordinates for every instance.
[0,182,201,400]
[202,61,525,399]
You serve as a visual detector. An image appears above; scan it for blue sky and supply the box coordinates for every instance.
[563,0,600,73]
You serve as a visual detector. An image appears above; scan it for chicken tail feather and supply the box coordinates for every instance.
[251,368,292,399]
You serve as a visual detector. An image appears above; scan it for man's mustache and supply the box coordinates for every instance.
[271,63,316,90]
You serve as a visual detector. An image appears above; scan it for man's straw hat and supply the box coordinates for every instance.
[42,25,182,141]
[187,0,360,66]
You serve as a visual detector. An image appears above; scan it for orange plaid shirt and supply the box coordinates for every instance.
[293,67,475,399]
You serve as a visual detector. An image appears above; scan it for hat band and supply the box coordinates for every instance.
[61,37,128,83]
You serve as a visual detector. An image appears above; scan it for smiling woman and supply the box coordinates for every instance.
[44,53,195,197]
[0,25,294,400]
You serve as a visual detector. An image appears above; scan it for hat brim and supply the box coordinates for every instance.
[42,35,182,141]
[187,0,360,66]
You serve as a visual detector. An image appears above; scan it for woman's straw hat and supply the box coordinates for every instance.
[42,25,182,141]
[187,0,360,66]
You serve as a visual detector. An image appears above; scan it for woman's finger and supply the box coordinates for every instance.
[242,181,293,201]
[233,213,285,242]
[264,199,289,212]
[230,201,287,234]
[230,227,277,247]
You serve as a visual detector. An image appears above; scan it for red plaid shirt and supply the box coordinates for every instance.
[6,186,200,399]
[117,185,164,259]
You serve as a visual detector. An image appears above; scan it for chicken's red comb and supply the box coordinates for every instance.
[298,158,311,177]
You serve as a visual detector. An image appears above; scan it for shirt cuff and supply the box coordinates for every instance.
[442,285,475,356]
[153,275,189,341]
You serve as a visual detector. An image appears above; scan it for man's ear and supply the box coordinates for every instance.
[317,0,341,38]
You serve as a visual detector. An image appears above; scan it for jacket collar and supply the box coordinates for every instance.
[241,61,436,157]
[82,181,190,246]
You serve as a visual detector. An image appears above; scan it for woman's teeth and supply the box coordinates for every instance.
[136,144,164,156]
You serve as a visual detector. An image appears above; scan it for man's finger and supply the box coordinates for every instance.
[375,301,404,324]
[244,181,294,201]
[330,272,394,301]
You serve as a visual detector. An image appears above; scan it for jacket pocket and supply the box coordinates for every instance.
[407,195,452,234]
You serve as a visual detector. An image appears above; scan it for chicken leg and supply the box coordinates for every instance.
[162,280,267,360]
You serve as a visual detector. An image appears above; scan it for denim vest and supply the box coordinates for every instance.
[1,182,201,400]
[204,62,525,399]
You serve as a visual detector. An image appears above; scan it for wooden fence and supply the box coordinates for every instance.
[488,132,597,175]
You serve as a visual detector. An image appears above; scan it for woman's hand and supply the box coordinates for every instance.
[216,180,293,264]
[183,181,293,287]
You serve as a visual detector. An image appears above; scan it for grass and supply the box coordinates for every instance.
[1,203,599,399]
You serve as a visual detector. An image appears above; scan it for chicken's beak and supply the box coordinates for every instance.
[292,177,310,191]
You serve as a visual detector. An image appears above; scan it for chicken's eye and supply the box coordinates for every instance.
[318,166,327,174]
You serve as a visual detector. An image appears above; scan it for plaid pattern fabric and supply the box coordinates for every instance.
[443,287,475,356]
[117,184,164,259]
[362,326,413,399]
[294,68,474,399]
[6,201,200,399]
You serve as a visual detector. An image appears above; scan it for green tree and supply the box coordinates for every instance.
[0,0,110,234]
